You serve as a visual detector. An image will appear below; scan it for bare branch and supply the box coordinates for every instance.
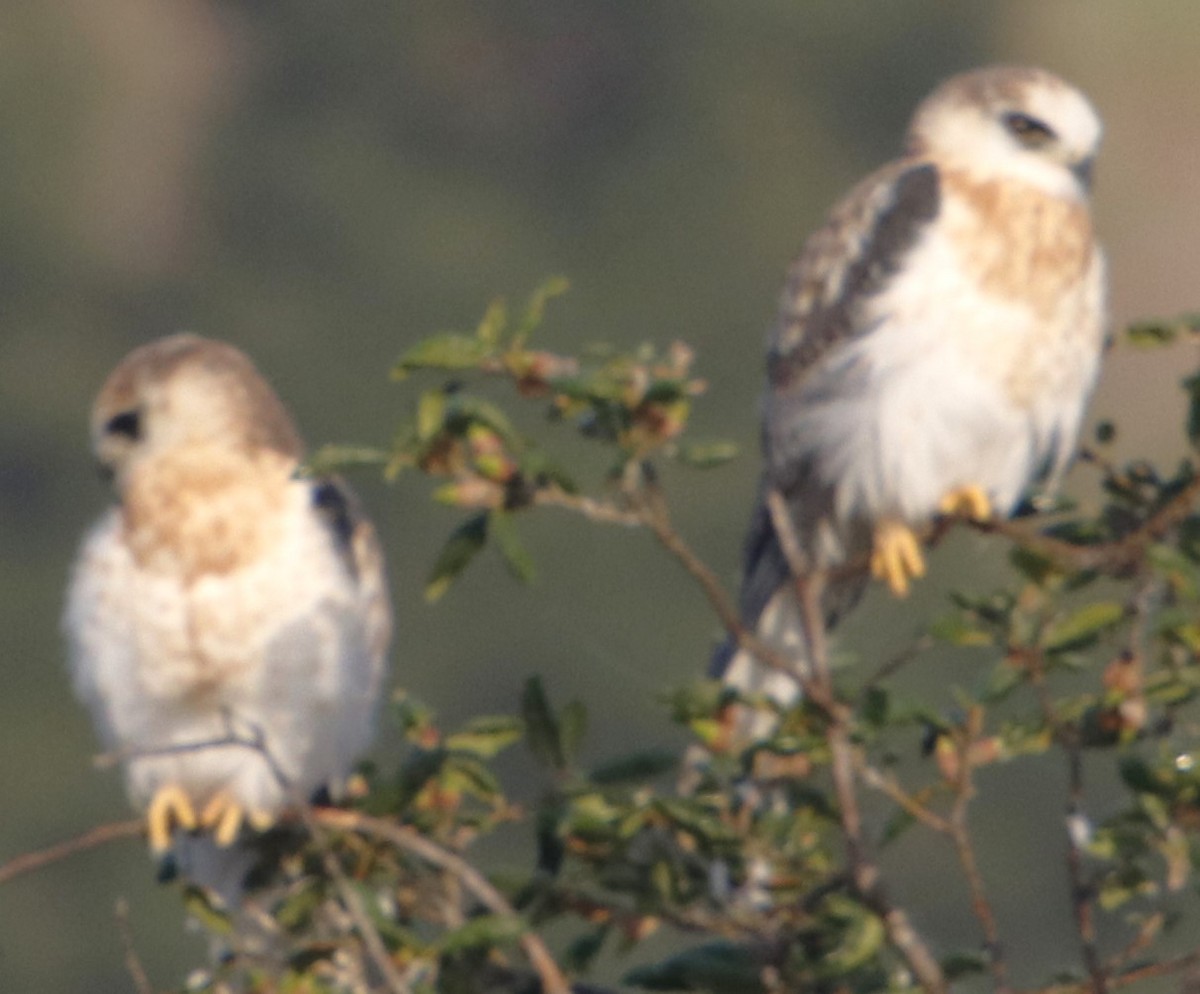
[763,487,947,994]
[114,898,154,994]
[302,808,414,994]
[0,819,144,887]
[314,808,571,994]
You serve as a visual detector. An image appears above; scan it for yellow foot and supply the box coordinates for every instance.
[147,784,198,854]
[938,484,992,522]
[199,791,274,847]
[870,519,926,598]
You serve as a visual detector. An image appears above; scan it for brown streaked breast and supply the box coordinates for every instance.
[942,169,1094,321]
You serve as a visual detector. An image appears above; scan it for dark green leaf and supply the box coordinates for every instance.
[425,514,489,603]
[489,510,537,584]
[558,699,588,769]
[590,749,679,786]
[624,942,767,992]
[1186,372,1200,451]
[564,924,610,973]
[522,676,564,770]
[441,913,525,953]
[942,951,989,980]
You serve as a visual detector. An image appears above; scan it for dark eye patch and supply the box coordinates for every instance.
[1003,111,1056,146]
[105,409,142,441]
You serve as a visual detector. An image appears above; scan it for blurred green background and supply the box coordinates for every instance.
[2,3,1199,991]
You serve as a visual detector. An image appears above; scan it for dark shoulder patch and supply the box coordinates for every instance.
[311,479,356,556]
[769,163,940,388]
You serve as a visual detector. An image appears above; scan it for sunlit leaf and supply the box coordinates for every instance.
[392,332,490,378]
[416,389,448,441]
[512,275,569,347]
[444,716,523,759]
[675,440,739,469]
[1043,601,1125,653]
[303,445,390,476]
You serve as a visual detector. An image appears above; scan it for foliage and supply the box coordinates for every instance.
[11,286,1200,994]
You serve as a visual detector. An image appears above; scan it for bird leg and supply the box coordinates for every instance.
[146,784,198,853]
[938,484,992,521]
[199,791,274,847]
[870,519,926,597]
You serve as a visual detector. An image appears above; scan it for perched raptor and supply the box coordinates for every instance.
[65,334,392,856]
[715,66,1107,718]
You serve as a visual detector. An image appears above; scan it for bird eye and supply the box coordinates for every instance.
[1003,112,1056,148]
[104,409,142,441]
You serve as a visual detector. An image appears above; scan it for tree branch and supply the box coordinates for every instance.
[0,819,144,887]
[314,808,571,994]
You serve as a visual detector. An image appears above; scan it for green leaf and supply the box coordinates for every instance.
[880,805,916,846]
[822,897,886,972]
[1043,601,1125,653]
[475,297,508,348]
[1125,314,1200,348]
[1186,372,1200,451]
[425,513,489,602]
[564,924,609,973]
[416,389,448,441]
[559,698,588,768]
[623,942,767,992]
[522,675,563,770]
[303,445,390,476]
[929,613,995,647]
[441,913,525,953]
[590,749,679,786]
[859,686,889,728]
[392,332,490,378]
[512,276,569,347]
[444,715,523,759]
[942,951,989,980]
[180,885,233,937]
[489,510,537,584]
[675,440,739,469]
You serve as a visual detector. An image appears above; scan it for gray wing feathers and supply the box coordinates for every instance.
[768,161,940,391]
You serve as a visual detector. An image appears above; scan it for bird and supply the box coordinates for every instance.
[64,334,392,859]
[714,66,1107,720]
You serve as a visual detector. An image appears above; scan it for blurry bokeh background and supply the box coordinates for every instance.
[2,3,1199,990]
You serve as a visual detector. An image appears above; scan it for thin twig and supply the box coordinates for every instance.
[302,808,413,994]
[974,466,1200,575]
[946,713,1008,993]
[114,898,154,994]
[0,819,144,886]
[314,808,571,994]
[762,487,947,994]
[855,761,950,834]
[1064,740,1107,994]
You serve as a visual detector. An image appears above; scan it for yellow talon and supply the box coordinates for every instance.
[199,791,247,848]
[147,784,198,854]
[870,519,926,598]
[199,792,275,847]
[938,484,992,522]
